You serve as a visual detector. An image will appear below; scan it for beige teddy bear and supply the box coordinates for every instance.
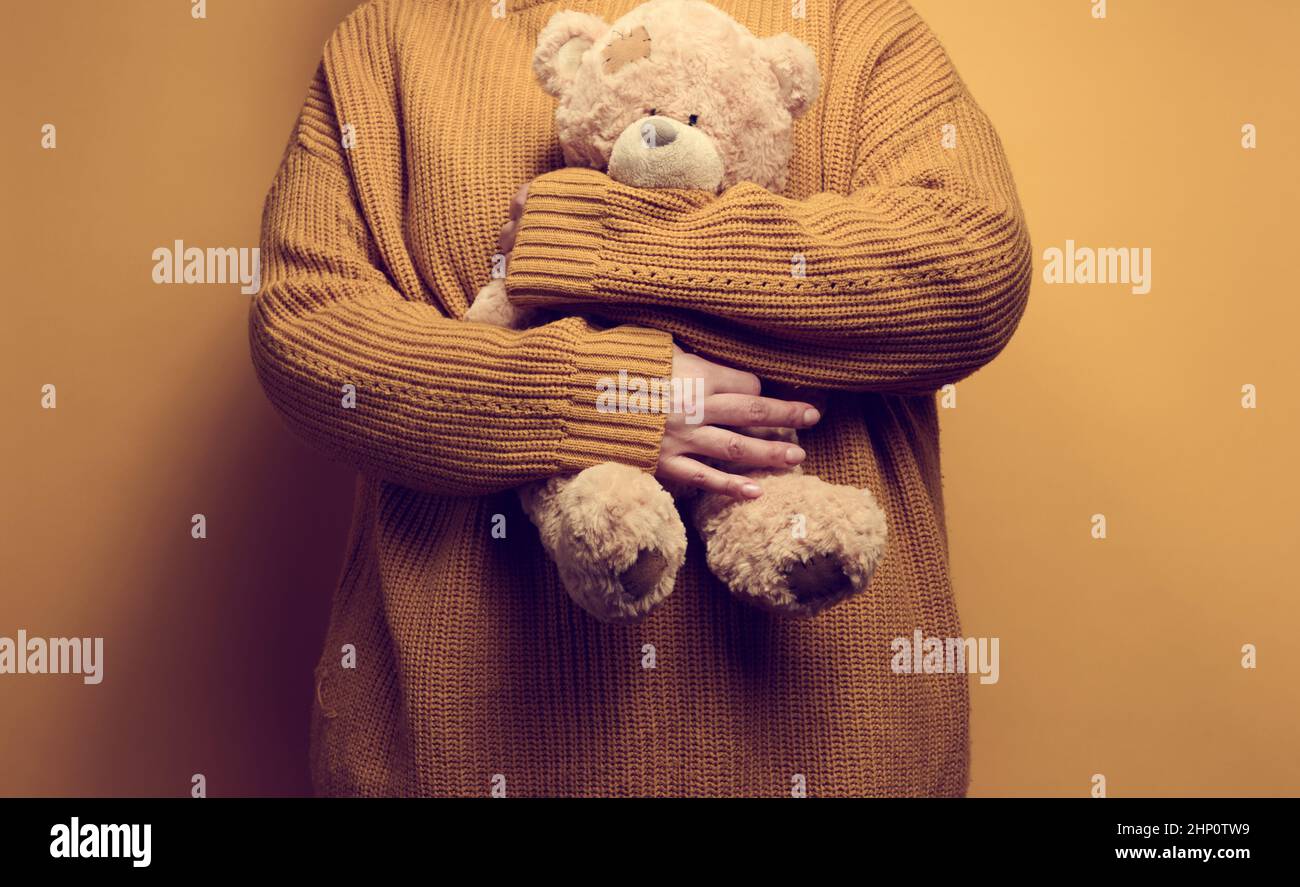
[466,0,887,622]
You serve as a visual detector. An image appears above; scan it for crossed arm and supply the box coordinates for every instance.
[507,20,1032,395]
[250,14,1029,500]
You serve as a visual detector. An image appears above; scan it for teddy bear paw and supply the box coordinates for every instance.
[783,552,855,605]
[543,462,687,623]
[465,278,536,329]
[694,471,887,618]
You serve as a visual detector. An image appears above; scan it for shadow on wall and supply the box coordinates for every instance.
[1,0,376,798]
[54,0,363,799]
[87,334,356,797]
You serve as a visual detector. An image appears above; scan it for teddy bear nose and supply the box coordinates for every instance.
[638,117,678,148]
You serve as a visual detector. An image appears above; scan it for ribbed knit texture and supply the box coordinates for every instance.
[250,0,1030,797]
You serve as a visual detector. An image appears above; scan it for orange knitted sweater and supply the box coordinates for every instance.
[250,0,1030,797]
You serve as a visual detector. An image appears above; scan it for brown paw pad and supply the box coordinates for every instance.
[618,549,668,600]
[784,554,852,603]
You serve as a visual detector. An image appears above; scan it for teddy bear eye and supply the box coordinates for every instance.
[648,108,657,116]
[688,114,699,126]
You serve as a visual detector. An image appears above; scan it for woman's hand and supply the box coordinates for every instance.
[658,346,820,499]
[499,183,818,500]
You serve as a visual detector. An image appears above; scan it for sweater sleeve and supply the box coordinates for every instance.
[506,11,1031,395]
[249,79,672,497]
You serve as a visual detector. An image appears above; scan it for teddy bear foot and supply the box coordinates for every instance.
[784,552,854,605]
[521,462,686,624]
[619,548,671,600]
[693,471,888,618]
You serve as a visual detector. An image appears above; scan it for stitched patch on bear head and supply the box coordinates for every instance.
[602,25,652,74]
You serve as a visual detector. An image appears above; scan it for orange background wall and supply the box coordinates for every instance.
[2,0,1296,797]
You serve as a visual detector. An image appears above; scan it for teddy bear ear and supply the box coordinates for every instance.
[533,11,611,99]
[759,33,820,118]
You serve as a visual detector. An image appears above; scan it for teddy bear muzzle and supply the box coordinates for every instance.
[607,114,725,192]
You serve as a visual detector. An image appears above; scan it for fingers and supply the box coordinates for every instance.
[497,220,517,255]
[659,345,820,497]
[511,183,529,220]
[703,393,821,430]
[684,426,804,469]
[705,365,761,397]
[497,185,531,254]
[671,344,759,397]
[658,456,763,499]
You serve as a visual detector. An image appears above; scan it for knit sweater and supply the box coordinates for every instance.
[250,0,1030,797]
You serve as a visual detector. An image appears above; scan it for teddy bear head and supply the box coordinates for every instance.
[533,0,820,193]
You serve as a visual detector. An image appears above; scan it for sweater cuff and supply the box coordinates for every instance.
[555,322,674,473]
[506,167,609,307]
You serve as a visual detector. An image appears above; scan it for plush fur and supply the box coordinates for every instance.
[466,0,886,622]
[692,468,888,618]
[520,462,686,623]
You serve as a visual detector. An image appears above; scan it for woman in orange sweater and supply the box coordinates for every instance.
[251,0,1030,796]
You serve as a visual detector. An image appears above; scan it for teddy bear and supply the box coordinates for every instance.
[465,0,887,622]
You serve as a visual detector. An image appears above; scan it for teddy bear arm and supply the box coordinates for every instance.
[465,278,539,330]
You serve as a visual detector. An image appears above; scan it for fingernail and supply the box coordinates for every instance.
[742,483,762,498]
[786,447,805,464]
[803,409,820,425]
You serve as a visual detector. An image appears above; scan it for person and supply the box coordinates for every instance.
[250,0,1030,796]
